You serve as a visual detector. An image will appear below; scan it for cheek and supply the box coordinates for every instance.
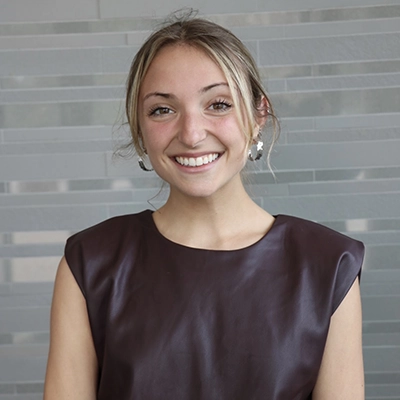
[217,119,248,151]
[139,119,157,145]
[142,135,160,155]
[141,124,171,155]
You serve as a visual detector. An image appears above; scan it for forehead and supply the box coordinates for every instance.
[140,44,229,93]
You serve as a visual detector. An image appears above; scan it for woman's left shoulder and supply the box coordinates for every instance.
[275,214,365,314]
[276,214,364,257]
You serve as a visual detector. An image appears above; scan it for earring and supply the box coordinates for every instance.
[138,149,153,172]
[248,131,264,161]
[137,141,154,171]
[138,157,153,171]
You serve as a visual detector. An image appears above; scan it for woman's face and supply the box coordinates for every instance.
[138,44,259,199]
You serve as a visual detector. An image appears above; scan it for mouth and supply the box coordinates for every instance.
[175,153,220,167]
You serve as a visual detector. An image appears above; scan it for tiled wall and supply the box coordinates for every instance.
[0,1,399,399]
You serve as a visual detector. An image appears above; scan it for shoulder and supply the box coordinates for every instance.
[276,214,364,261]
[275,214,365,313]
[68,210,150,242]
[64,210,153,295]
[66,210,152,254]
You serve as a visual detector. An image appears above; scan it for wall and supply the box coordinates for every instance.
[0,1,399,399]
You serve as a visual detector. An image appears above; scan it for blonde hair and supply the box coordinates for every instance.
[125,11,279,164]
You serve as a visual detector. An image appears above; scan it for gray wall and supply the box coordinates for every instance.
[0,1,399,399]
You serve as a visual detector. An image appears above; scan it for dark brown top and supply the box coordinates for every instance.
[65,210,364,400]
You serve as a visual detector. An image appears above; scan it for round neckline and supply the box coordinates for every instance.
[144,209,282,253]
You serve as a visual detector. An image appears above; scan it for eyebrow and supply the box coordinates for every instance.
[142,82,229,101]
[143,92,174,101]
[200,82,229,93]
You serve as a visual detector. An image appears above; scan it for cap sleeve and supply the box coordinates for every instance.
[332,238,365,314]
[64,233,87,298]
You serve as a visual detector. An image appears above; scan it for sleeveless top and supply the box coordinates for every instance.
[65,210,364,400]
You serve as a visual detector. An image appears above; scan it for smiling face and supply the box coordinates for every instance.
[138,44,261,200]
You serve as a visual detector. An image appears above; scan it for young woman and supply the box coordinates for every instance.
[44,14,365,400]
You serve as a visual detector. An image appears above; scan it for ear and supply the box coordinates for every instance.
[251,125,261,143]
[253,96,269,140]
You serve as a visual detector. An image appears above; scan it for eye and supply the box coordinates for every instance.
[209,99,232,112]
[148,107,174,116]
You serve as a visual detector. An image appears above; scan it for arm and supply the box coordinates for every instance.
[44,257,98,399]
[313,279,364,399]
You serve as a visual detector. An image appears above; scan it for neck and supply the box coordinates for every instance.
[152,182,274,250]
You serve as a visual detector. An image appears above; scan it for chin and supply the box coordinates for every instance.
[180,189,218,199]
[171,183,221,199]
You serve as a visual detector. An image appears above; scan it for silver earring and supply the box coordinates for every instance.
[248,140,263,161]
[138,156,153,172]
[138,143,153,171]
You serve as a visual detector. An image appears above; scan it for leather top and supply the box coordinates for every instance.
[65,210,364,399]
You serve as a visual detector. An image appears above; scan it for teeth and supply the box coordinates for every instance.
[175,153,219,167]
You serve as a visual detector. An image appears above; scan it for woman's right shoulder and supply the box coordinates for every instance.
[64,210,153,296]
[65,210,154,260]
[67,210,151,247]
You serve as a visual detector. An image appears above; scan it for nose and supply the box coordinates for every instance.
[177,111,207,148]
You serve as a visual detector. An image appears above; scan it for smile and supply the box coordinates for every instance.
[175,153,220,167]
